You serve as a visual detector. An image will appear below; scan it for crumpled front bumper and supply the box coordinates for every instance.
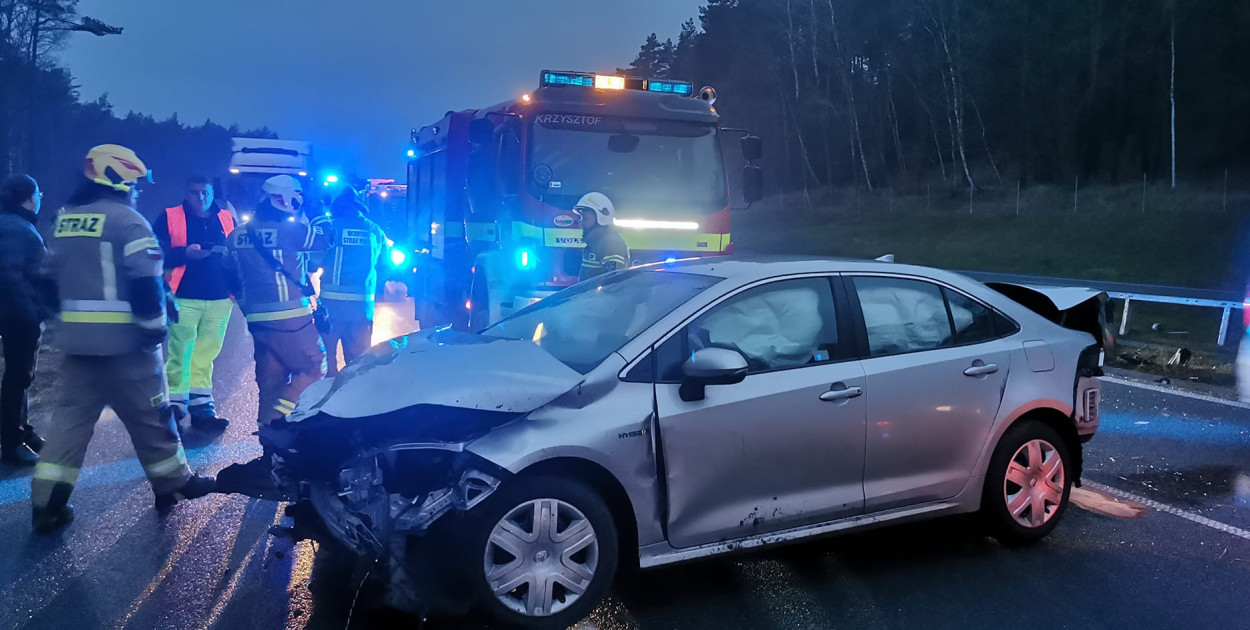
[300,459,502,556]
[275,445,506,558]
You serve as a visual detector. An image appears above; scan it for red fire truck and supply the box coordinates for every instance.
[402,70,763,328]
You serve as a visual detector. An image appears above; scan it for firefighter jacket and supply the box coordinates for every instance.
[0,207,56,326]
[579,224,630,282]
[225,206,326,324]
[310,212,387,319]
[48,200,168,355]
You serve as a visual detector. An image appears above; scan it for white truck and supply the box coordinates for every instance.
[223,138,317,219]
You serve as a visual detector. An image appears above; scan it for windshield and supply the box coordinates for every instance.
[482,269,719,373]
[528,115,728,215]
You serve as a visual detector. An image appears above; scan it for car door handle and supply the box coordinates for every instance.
[964,363,1000,377]
[820,386,863,402]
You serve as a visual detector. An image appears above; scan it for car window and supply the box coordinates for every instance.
[483,269,719,374]
[655,277,840,380]
[944,288,997,345]
[852,276,954,357]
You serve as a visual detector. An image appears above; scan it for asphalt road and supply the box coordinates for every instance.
[2,302,1248,630]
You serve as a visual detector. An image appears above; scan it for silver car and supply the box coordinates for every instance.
[235,257,1107,628]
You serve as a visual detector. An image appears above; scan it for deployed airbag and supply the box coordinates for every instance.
[695,285,824,370]
[857,282,972,355]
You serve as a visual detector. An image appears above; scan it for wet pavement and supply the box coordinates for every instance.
[2,302,1248,629]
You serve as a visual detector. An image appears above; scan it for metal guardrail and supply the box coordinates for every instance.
[960,271,1245,346]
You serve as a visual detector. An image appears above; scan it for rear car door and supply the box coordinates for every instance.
[848,276,1017,512]
[650,276,867,548]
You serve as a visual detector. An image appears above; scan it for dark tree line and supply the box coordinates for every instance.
[625,0,1250,198]
[1,0,272,218]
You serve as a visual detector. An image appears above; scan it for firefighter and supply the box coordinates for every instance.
[223,174,327,427]
[153,176,235,431]
[33,145,215,534]
[310,189,387,376]
[573,192,630,281]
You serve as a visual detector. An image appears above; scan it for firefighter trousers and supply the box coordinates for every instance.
[165,298,233,412]
[31,349,191,509]
[321,301,373,377]
[249,317,326,425]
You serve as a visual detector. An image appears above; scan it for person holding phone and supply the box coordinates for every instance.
[153,175,236,431]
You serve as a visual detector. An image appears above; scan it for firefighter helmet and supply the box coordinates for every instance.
[84,144,152,192]
[573,192,615,227]
[263,175,303,213]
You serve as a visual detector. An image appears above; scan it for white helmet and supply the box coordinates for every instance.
[263,174,303,213]
[573,192,615,227]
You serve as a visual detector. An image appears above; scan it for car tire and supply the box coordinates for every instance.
[462,475,618,630]
[981,420,1073,546]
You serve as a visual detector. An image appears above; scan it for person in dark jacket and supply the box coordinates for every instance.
[0,174,56,466]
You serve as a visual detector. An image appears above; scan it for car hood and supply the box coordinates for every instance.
[290,328,585,422]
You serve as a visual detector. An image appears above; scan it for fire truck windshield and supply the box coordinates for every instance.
[528,115,728,215]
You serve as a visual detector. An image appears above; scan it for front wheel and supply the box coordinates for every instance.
[465,476,618,629]
[981,420,1073,546]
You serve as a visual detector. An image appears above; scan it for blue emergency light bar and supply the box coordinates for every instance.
[541,71,596,88]
[645,80,694,95]
[539,70,695,97]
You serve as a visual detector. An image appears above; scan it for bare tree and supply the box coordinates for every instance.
[921,0,976,193]
[828,0,873,191]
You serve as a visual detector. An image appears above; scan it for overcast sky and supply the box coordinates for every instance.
[60,0,703,178]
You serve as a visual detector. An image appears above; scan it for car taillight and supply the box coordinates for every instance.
[1078,344,1104,378]
[1082,388,1100,425]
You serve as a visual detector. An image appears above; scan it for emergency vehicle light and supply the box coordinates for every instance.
[595,75,625,90]
[614,218,699,230]
[540,71,694,96]
[541,71,596,88]
[516,248,537,270]
[645,80,694,95]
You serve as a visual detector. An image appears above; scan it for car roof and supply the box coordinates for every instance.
[647,255,975,286]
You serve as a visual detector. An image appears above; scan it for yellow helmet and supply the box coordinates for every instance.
[84,144,152,192]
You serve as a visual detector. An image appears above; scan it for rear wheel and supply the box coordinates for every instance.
[981,420,1073,545]
[464,476,618,629]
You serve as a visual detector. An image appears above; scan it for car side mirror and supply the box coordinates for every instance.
[679,347,748,402]
[740,135,763,162]
[742,165,764,205]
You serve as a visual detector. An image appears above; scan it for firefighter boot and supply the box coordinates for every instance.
[154,473,217,514]
[32,483,75,535]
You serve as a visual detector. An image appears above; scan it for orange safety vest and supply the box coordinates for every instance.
[165,205,236,294]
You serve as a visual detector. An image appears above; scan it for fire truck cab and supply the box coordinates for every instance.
[404,70,763,329]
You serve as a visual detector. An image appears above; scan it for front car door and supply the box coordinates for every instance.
[650,276,867,548]
[848,275,1018,512]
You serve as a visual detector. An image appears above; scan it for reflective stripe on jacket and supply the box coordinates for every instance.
[226,215,322,323]
[310,213,386,317]
[579,225,630,282]
[49,200,166,355]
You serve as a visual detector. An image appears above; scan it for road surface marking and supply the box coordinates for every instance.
[1101,376,1250,410]
[1083,480,1250,542]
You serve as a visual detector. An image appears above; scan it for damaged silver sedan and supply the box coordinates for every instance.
[224,257,1108,628]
